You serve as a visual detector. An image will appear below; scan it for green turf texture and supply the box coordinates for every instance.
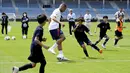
[0,22,130,73]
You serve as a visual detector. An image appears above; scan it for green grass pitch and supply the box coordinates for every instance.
[0,21,130,73]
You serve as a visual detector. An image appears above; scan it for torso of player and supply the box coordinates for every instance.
[98,22,110,34]
[84,14,92,23]
[49,8,61,30]
[32,26,43,47]
[67,13,76,22]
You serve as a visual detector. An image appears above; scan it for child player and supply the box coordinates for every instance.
[72,17,103,57]
[94,16,111,49]
[12,14,49,73]
[114,15,126,46]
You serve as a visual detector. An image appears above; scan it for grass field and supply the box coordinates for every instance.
[0,21,130,73]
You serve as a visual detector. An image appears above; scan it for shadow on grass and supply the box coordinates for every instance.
[119,45,130,48]
[82,57,104,60]
[103,49,118,51]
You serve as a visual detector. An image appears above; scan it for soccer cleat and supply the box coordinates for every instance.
[12,66,19,73]
[48,49,56,55]
[102,44,106,49]
[99,49,103,54]
[57,56,69,62]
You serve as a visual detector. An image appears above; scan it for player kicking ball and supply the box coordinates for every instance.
[12,14,49,73]
[72,17,103,57]
[48,3,69,61]
[114,15,126,46]
[94,16,111,49]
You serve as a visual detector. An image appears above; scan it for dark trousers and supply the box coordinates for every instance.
[1,24,8,35]
[22,27,28,35]
[69,21,75,35]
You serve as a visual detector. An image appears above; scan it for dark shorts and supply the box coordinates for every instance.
[115,30,123,37]
[100,34,108,39]
[76,37,91,46]
[49,29,63,40]
[28,44,45,63]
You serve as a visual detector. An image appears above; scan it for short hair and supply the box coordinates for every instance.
[103,16,108,19]
[59,3,67,8]
[77,17,84,22]
[2,12,6,15]
[37,14,47,24]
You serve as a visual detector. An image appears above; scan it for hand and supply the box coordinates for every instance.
[42,38,47,42]
[60,23,65,28]
[43,45,50,49]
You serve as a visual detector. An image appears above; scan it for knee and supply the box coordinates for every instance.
[81,44,86,49]
[31,63,36,68]
[41,60,47,66]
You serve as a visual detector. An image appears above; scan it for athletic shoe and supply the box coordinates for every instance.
[48,49,56,55]
[99,49,103,54]
[102,44,106,49]
[12,66,19,73]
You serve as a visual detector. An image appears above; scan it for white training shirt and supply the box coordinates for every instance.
[67,13,76,21]
[114,11,125,19]
[49,8,61,30]
[84,14,92,23]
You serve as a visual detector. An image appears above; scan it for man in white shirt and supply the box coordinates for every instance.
[84,10,92,35]
[67,9,76,35]
[48,3,69,61]
[114,8,125,21]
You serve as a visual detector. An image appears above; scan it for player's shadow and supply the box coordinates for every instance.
[119,45,130,48]
[103,49,118,51]
[82,57,104,60]
[57,60,77,63]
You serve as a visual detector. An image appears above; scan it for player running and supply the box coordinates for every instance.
[12,14,49,73]
[72,17,103,57]
[94,16,111,49]
[48,3,69,61]
[114,15,126,46]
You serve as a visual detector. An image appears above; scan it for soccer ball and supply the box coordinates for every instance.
[4,36,10,40]
[22,35,27,39]
[12,36,16,40]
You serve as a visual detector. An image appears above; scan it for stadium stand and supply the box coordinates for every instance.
[0,0,130,20]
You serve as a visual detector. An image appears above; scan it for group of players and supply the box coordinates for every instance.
[1,3,124,73]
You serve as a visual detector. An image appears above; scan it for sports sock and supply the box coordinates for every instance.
[95,41,100,45]
[83,49,89,57]
[114,39,119,45]
[19,63,33,71]
[91,44,100,51]
[50,42,58,50]
[103,38,109,45]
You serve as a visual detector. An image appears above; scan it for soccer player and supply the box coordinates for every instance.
[73,17,103,57]
[84,10,92,36]
[67,9,76,36]
[94,16,111,49]
[1,12,9,36]
[114,8,125,21]
[21,12,29,39]
[12,14,49,73]
[114,15,125,46]
[48,3,69,61]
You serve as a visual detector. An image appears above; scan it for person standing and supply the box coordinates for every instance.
[84,10,92,36]
[21,12,29,39]
[1,12,9,36]
[67,9,76,36]
[114,8,125,21]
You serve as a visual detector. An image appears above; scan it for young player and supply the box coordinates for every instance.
[94,16,111,49]
[12,14,49,73]
[21,12,29,39]
[84,10,92,36]
[114,15,125,46]
[1,12,9,36]
[114,8,125,21]
[67,9,76,36]
[48,3,69,61]
[73,17,103,57]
